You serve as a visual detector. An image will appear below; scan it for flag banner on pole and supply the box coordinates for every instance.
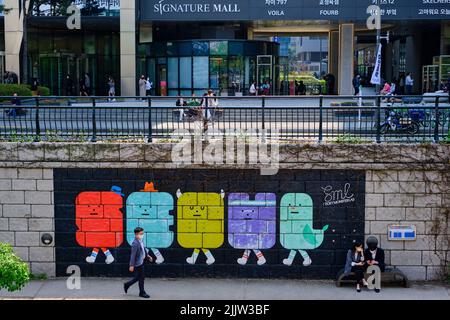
[370,44,382,85]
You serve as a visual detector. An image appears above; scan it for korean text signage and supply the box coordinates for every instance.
[140,0,450,21]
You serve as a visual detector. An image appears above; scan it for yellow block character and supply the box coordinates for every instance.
[176,189,225,265]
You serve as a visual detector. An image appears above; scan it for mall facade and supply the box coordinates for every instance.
[1,0,450,96]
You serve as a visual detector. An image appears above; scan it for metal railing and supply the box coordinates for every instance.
[0,95,449,143]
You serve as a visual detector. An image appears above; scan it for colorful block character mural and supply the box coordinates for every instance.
[228,193,276,265]
[126,182,174,264]
[176,189,225,265]
[75,186,124,264]
[280,193,329,266]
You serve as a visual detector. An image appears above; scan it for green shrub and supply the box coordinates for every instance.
[0,84,32,97]
[0,243,31,292]
[26,85,51,96]
[332,134,372,144]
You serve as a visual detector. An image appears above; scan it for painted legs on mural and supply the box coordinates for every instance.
[186,249,216,265]
[237,249,267,266]
[151,248,164,264]
[283,250,312,267]
[86,248,115,264]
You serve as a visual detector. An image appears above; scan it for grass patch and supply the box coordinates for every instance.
[331,134,372,144]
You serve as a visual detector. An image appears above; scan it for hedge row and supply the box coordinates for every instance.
[0,84,51,97]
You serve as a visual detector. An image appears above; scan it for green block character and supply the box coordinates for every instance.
[279,193,329,267]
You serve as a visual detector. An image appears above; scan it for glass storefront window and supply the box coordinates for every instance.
[210,41,228,56]
[168,57,179,89]
[210,57,228,91]
[193,42,209,56]
[142,40,279,95]
[180,57,192,89]
[193,56,209,89]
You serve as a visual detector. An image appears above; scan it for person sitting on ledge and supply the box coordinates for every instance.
[364,236,385,293]
[344,242,369,292]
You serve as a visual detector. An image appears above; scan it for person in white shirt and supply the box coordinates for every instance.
[145,78,153,96]
[405,72,414,95]
[249,82,257,96]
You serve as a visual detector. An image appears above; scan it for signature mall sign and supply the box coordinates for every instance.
[153,0,241,15]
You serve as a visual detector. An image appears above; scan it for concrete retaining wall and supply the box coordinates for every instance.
[0,143,448,280]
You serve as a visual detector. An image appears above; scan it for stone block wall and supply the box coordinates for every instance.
[0,168,55,276]
[0,143,448,280]
[365,170,449,281]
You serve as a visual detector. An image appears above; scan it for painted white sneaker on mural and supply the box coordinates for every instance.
[303,257,312,267]
[237,258,248,265]
[186,257,196,265]
[155,256,165,264]
[86,256,96,264]
[283,258,293,266]
[257,256,267,266]
[105,255,115,265]
[206,257,216,265]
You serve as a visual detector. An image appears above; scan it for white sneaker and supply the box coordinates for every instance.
[105,254,115,265]
[283,258,293,266]
[257,256,267,266]
[303,257,312,267]
[237,258,248,265]
[86,256,96,264]
[155,256,165,264]
[206,256,216,265]
[186,257,196,265]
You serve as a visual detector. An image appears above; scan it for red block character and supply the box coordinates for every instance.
[75,186,124,264]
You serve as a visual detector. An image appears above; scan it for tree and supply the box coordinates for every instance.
[0,243,30,292]
[81,0,105,16]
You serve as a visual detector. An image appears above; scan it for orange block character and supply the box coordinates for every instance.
[75,186,124,264]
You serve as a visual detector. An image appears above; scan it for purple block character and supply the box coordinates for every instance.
[228,193,276,266]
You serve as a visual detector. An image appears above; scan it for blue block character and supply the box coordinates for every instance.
[126,182,174,264]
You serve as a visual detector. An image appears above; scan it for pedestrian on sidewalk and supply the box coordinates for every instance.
[405,72,414,95]
[108,76,116,102]
[124,227,153,299]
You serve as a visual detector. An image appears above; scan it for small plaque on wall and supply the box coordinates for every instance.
[388,225,417,241]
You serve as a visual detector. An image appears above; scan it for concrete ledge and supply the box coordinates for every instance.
[0,142,448,170]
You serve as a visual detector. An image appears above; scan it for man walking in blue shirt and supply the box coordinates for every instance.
[124,227,153,298]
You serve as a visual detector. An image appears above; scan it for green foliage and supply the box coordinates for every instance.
[0,84,32,97]
[26,85,51,96]
[30,273,47,281]
[0,243,31,292]
[332,134,372,144]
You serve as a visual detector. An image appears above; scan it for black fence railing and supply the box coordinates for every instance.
[0,95,449,143]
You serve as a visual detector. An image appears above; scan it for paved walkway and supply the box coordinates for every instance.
[1,279,449,300]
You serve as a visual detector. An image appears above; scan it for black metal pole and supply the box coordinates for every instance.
[34,97,40,142]
[434,96,440,143]
[262,96,266,131]
[91,98,97,142]
[376,96,381,143]
[147,97,153,143]
[319,95,323,143]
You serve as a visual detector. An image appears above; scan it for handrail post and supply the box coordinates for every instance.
[376,96,381,144]
[261,96,266,142]
[203,96,209,134]
[34,97,41,142]
[91,98,97,143]
[147,97,153,143]
[434,96,440,143]
[262,96,266,130]
[318,95,323,143]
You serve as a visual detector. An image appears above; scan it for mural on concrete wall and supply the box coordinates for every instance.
[176,190,225,265]
[280,193,329,267]
[126,182,174,264]
[75,187,124,264]
[55,169,365,279]
[228,193,276,266]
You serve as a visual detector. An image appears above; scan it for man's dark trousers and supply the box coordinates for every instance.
[125,265,145,294]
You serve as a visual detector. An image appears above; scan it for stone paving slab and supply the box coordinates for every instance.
[0,279,448,300]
